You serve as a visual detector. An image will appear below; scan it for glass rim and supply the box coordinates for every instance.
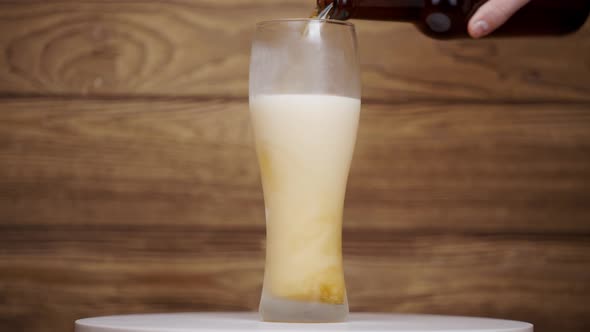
[256,18,354,28]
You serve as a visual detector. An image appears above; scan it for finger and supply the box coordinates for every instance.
[468,0,531,38]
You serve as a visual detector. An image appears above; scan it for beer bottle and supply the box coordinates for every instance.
[316,0,590,39]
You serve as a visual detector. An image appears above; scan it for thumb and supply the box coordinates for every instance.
[468,0,531,38]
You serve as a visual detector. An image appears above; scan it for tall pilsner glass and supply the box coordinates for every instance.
[249,19,361,323]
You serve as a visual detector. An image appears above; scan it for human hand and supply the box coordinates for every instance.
[468,0,531,38]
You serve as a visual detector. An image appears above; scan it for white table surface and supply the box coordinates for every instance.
[75,312,533,332]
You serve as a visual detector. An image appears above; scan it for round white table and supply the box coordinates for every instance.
[75,312,533,332]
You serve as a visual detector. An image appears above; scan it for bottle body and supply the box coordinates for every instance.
[320,0,590,39]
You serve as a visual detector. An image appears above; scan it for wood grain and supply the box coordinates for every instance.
[1,98,589,332]
[1,99,589,233]
[1,1,590,332]
[0,1,589,101]
[1,224,589,332]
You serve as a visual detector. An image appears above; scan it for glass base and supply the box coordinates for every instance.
[259,292,349,323]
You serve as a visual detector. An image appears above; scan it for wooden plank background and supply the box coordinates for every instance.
[0,1,589,332]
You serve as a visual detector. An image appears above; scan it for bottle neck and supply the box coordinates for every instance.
[329,0,424,21]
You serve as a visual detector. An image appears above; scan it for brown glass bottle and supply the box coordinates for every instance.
[317,0,590,39]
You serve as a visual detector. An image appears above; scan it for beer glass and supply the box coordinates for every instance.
[249,19,361,323]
